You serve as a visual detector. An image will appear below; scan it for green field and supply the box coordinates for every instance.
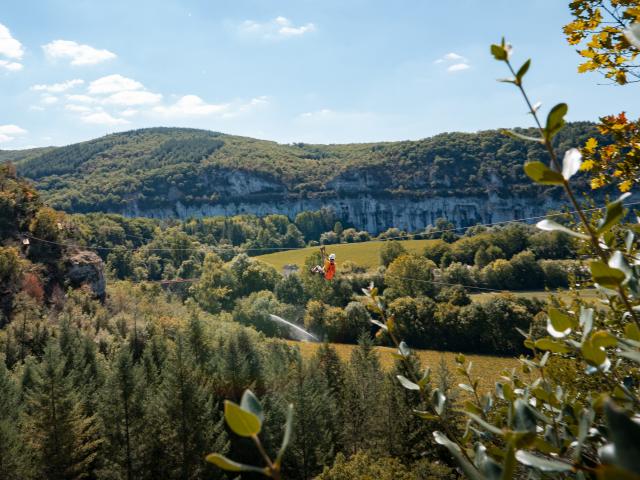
[470,289,601,304]
[255,239,439,271]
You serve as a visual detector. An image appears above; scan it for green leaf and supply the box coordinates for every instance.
[398,341,411,358]
[624,323,640,342]
[624,24,640,49]
[536,219,589,239]
[590,330,617,349]
[501,129,543,143]
[597,194,630,235]
[205,453,268,474]
[467,412,503,436]
[276,403,293,465]
[561,148,582,180]
[545,103,568,140]
[605,401,640,475]
[433,431,485,480]
[240,390,264,423]
[514,399,538,433]
[417,367,431,389]
[516,59,531,83]
[475,443,503,480]
[370,319,387,330]
[581,339,607,367]
[432,389,446,415]
[548,308,574,333]
[515,451,573,472]
[524,162,565,185]
[618,350,640,364]
[397,375,420,391]
[501,443,517,480]
[590,260,625,289]
[491,44,508,61]
[535,338,570,354]
[609,251,632,283]
[224,400,262,437]
[413,409,438,421]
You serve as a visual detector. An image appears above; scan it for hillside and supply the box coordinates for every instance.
[3,123,600,233]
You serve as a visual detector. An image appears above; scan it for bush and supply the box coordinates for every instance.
[315,451,418,480]
[380,241,407,267]
[539,259,570,288]
[481,259,515,290]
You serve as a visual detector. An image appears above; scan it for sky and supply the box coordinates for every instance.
[0,0,636,149]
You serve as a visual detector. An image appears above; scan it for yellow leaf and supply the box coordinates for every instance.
[620,180,633,192]
[584,137,598,153]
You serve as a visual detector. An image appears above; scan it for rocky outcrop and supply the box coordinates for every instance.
[65,251,106,300]
[119,193,566,234]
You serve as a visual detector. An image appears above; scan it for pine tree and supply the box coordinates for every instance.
[341,334,385,454]
[21,343,102,480]
[157,336,228,480]
[98,346,147,480]
[0,357,27,480]
[312,343,346,451]
[284,356,337,480]
[381,356,435,462]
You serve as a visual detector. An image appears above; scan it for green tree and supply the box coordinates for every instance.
[157,336,228,480]
[98,347,147,480]
[341,335,385,454]
[379,240,407,267]
[191,253,236,314]
[275,273,306,305]
[384,254,438,299]
[21,343,102,480]
[0,357,27,480]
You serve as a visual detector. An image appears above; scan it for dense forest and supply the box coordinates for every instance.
[0,122,601,213]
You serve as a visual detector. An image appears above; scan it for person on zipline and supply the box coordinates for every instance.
[311,246,336,280]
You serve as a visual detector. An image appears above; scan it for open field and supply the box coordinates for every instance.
[470,288,601,304]
[288,341,519,394]
[256,239,439,271]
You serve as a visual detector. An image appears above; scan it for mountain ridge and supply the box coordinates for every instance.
[1,123,600,233]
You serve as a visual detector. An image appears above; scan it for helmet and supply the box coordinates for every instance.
[329,253,336,261]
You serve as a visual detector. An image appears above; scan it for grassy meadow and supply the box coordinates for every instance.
[256,238,439,271]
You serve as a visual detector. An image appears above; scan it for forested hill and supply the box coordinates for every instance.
[2,123,598,217]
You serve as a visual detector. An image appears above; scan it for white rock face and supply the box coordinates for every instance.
[119,193,565,234]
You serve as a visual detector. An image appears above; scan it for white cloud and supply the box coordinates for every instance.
[239,16,316,39]
[0,124,27,143]
[0,24,24,59]
[0,23,24,71]
[104,90,162,106]
[444,52,465,61]
[435,52,471,73]
[41,94,59,105]
[88,74,142,94]
[65,104,93,113]
[80,112,129,126]
[447,63,470,72]
[0,59,23,71]
[153,95,229,117]
[66,94,97,103]
[120,108,139,117]
[42,40,116,66]
[32,79,84,93]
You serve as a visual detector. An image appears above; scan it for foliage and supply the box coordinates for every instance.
[369,36,640,480]
[564,0,640,84]
[2,124,600,216]
[581,112,640,192]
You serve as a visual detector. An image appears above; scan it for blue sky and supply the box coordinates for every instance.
[0,0,635,148]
